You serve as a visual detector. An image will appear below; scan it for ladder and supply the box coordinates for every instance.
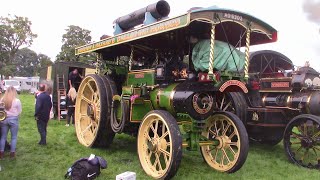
[57,74,67,121]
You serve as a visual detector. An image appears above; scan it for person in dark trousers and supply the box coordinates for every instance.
[68,68,83,91]
[34,84,52,145]
[65,87,77,127]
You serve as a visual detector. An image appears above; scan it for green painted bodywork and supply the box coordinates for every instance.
[131,99,153,121]
[150,83,178,115]
[126,71,155,86]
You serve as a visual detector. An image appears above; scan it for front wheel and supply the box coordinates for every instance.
[137,110,182,180]
[283,114,320,169]
[201,112,249,173]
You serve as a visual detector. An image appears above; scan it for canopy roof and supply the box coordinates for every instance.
[75,6,277,59]
[249,50,293,74]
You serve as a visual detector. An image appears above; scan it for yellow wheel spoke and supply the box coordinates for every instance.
[145,132,152,142]
[229,131,236,139]
[154,120,159,137]
[228,145,236,156]
[155,153,162,170]
[227,141,238,146]
[81,95,92,104]
[220,150,225,166]
[160,131,169,139]
[209,128,217,138]
[82,123,92,135]
[150,124,156,135]
[86,82,95,94]
[222,123,231,136]
[214,148,219,160]
[222,148,231,163]
[159,147,170,158]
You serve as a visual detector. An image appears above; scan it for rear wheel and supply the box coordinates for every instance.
[201,112,249,173]
[216,92,247,124]
[137,110,182,179]
[283,114,320,169]
[75,74,114,147]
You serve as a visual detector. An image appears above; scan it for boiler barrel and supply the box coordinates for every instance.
[113,0,170,30]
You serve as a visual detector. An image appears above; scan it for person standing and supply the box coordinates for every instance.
[65,87,77,127]
[0,86,22,159]
[34,84,52,145]
[68,69,83,91]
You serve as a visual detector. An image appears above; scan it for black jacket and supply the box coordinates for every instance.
[35,92,52,121]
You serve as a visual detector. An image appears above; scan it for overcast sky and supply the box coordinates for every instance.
[1,0,319,70]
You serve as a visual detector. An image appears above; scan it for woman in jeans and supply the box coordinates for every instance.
[0,86,22,159]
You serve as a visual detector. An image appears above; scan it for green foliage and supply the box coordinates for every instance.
[56,25,95,63]
[8,48,52,77]
[1,94,319,179]
[0,15,37,62]
[0,14,37,77]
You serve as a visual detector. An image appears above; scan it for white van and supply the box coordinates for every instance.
[2,80,21,94]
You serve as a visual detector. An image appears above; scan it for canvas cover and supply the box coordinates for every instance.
[192,39,245,72]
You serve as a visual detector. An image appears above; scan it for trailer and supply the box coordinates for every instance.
[40,61,96,119]
[11,76,40,93]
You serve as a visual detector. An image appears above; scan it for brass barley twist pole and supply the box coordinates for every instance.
[96,53,102,74]
[208,24,216,79]
[129,46,134,71]
[244,28,251,80]
[155,49,159,65]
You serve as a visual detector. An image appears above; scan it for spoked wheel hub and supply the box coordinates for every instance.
[75,74,115,147]
[138,110,182,179]
[300,137,314,149]
[283,114,320,169]
[200,112,249,173]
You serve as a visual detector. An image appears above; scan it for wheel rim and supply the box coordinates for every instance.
[75,76,102,147]
[201,113,241,172]
[284,117,320,168]
[138,113,173,179]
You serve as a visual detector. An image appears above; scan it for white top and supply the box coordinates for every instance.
[5,98,22,117]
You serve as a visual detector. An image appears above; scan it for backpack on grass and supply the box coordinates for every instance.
[65,155,107,180]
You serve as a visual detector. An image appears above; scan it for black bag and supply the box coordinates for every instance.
[65,156,107,180]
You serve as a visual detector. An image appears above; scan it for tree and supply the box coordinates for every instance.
[38,53,53,68]
[0,14,37,77]
[14,48,39,76]
[9,48,53,77]
[56,25,95,62]
[0,15,37,63]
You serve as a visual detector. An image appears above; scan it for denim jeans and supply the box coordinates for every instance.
[0,116,19,152]
[37,120,48,144]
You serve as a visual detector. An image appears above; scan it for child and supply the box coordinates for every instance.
[66,87,77,127]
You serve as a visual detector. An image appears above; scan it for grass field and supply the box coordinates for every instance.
[0,94,319,179]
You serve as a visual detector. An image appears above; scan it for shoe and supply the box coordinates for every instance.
[65,124,69,127]
[0,151,4,159]
[10,152,15,159]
